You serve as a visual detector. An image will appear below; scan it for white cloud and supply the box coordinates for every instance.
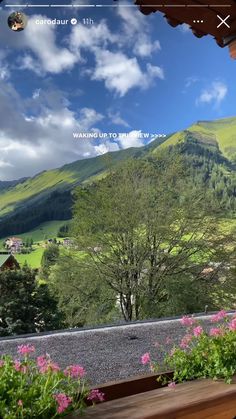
[95,142,120,155]
[0,80,106,180]
[118,130,145,149]
[70,20,117,53]
[179,24,191,34]
[108,111,130,128]
[92,50,164,96]
[133,35,161,57]
[196,81,228,107]
[32,89,41,99]
[19,15,78,74]
[117,4,161,57]
[70,21,163,95]
[185,76,199,88]
[92,50,144,96]
[0,65,9,80]
[0,160,13,168]
[146,63,164,81]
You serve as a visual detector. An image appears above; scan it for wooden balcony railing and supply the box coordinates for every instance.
[67,374,236,419]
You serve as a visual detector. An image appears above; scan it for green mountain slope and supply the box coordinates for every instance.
[1,115,236,238]
[0,148,140,217]
[0,138,168,237]
[157,116,236,161]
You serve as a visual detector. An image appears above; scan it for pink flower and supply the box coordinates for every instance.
[17,344,35,356]
[165,337,171,344]
[180,334,192,349]
[211,310,227,323]
[209,327,223,337]
[53,393,72,414]
[229,318,236,331]
[87,389,105,403]
[0,360,4,367]
[180,316,195,326]
[141,353,150,365]
[42,362,60,374]
[37,355,60,374]
[49,362,60,373]
[14,360,22,372]
[37,355,47,368]
[168,381,176,389]
[18,400,23,407]
[14,360,27,374]
[64,365,85,379]
[193,326,203,337]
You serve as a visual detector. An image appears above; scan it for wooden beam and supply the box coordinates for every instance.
[135,0,236,50]
[74,377,236,419]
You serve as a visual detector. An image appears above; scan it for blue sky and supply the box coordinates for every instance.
[0,0,235,180]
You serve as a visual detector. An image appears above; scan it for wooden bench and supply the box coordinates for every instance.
[69,378,236,418]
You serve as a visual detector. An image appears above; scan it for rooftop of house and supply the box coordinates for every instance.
[0,254,20,269]
[6,237,22,242]
[0,312,234,386]
[0,255,11,267]
[135,0,236,58]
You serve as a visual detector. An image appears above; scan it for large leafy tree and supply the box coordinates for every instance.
[41,244,60,278]
[72,153,236,321]
[49,251,120,328]
[0,267,63,336]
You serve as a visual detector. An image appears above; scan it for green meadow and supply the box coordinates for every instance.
[15,246,44,269]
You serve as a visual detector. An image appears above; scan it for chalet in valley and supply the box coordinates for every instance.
[0,254,20,271]
[5,237,23,254]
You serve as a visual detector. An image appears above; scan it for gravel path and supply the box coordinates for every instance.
[0,312,234,386]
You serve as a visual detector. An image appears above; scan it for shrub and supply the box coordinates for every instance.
[141,310,236,386]
[0,345,104,418]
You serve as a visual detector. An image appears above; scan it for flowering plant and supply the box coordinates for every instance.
[0,344,104,418]
[141,310,236,387]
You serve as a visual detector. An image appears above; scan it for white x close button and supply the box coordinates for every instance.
[217,15,230,29]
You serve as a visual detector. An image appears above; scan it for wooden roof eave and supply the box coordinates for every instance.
[135,0,236,58]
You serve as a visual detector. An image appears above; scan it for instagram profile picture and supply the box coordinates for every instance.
[8,11,28,32]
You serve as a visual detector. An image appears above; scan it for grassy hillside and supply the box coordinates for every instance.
[0,138,168,238]
[0,147,149,219]
[15,247,44,269]
[156,116,236,161]
[1,116,236,238]
[7,220,67,243]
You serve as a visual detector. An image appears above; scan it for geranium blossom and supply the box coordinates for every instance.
[87,389,105,402]
[193,326,203,337]
[229,318,236,331]
[14,360,27,373]
[40,361,60,374]
[64,365,85,379]
[209,327,223,337]
[17,345,35,356]
[211,310,227,323]
[141,352,150,365]
[53,393,72,414]
[168,382,176,388]
[37,355,47,368]
[37,355,60,373]
[180,334,192,349]
[180,316,195,326]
